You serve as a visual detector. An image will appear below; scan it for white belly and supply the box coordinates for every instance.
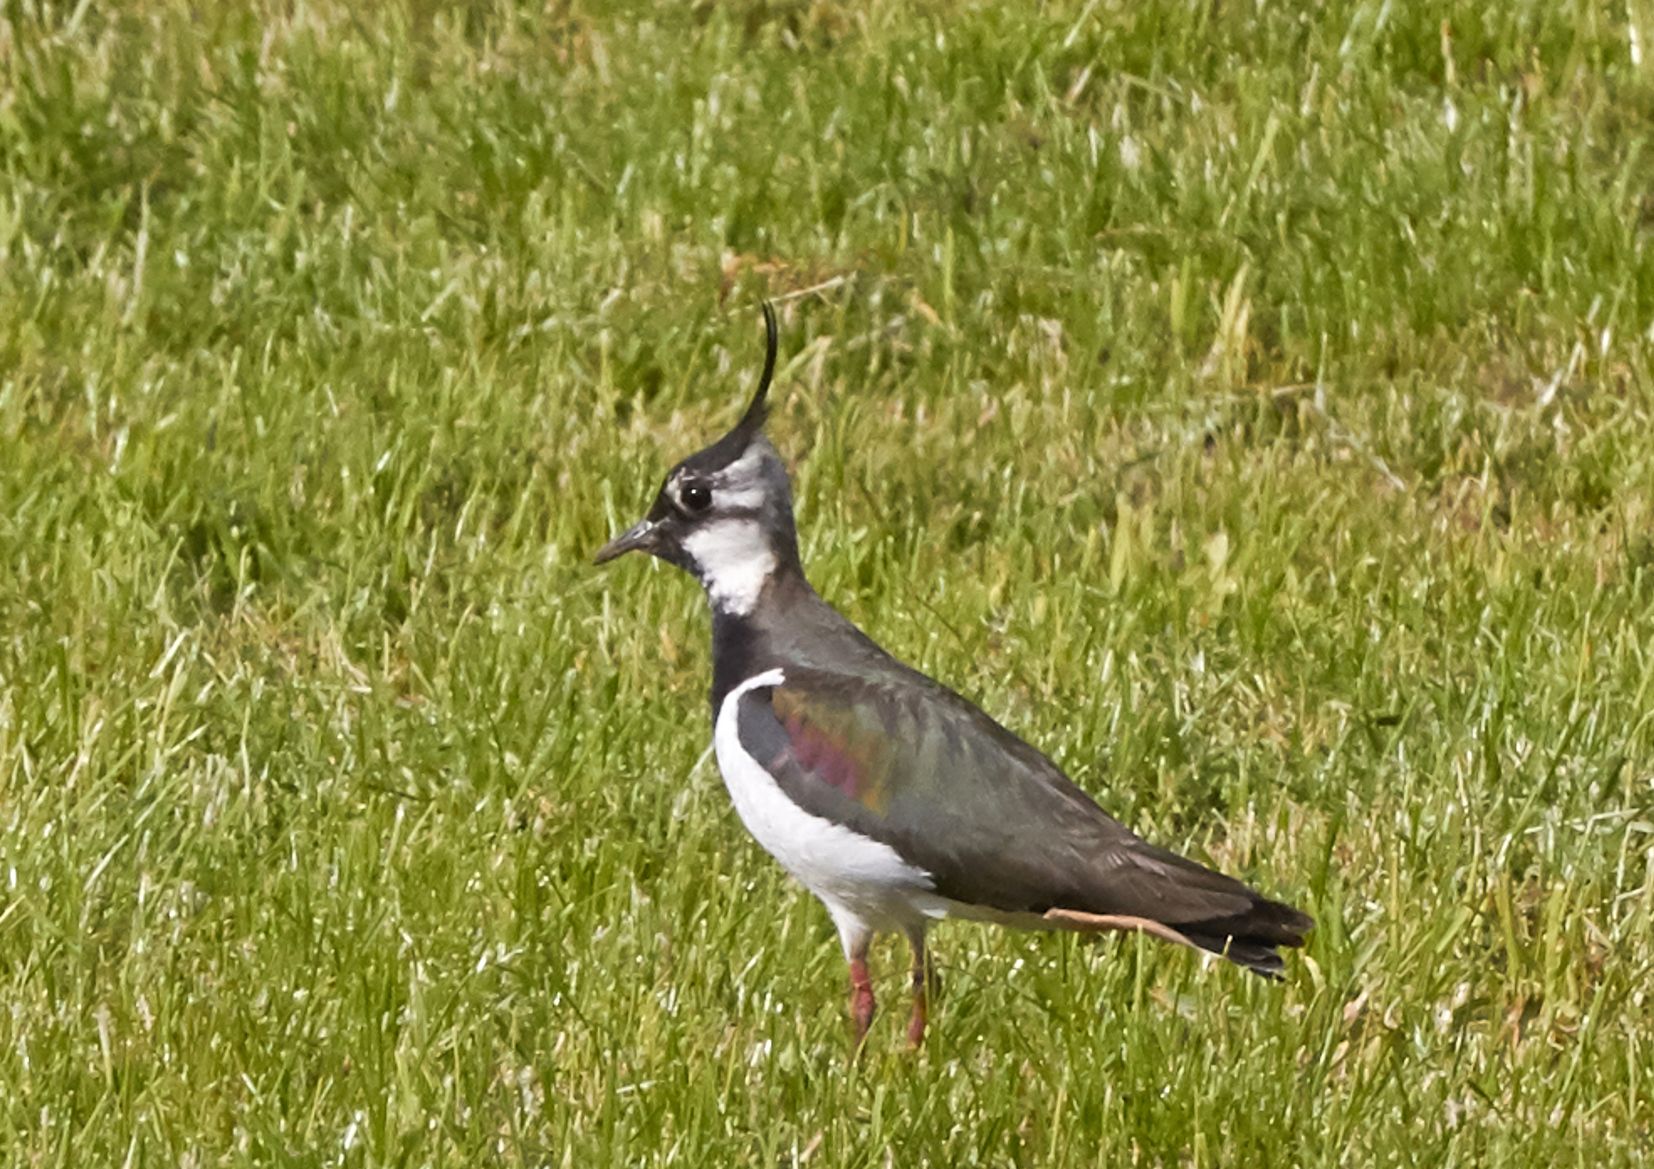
[713,669,945,944]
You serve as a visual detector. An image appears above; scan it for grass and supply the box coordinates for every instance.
[3,0,1654,1163]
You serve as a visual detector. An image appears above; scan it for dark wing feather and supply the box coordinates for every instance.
[736,666,1311,974]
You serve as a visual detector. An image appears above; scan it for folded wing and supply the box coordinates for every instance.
[734,666,1312,974]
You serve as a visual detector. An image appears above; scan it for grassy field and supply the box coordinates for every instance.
[4,1,1654,1164]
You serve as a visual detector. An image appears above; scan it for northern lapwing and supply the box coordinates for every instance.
[595,305,1313,1047]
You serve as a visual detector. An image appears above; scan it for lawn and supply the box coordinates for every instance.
[3,1,1653,1164]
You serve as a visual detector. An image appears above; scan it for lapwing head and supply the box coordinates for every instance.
[594,303,800,615]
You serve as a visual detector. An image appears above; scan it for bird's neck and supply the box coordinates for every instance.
[709,564,817,708]
[708,562,901,713]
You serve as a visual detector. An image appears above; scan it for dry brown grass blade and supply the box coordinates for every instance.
[1041,909,1202,953]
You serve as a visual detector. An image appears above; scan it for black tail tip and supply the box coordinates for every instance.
[1188,900,1313,978]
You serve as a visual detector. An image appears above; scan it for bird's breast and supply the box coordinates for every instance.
[712,669,933,915]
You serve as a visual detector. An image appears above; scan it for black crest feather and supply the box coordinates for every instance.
[734,301,778,437]
[677,302,781,475]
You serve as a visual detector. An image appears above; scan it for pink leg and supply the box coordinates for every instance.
[905,929,935,1048]
[848,952,876,1048]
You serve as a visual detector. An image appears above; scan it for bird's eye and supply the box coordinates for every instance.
[680,483,712,513]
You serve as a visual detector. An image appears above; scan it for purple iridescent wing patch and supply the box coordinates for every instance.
[769,687,895,814]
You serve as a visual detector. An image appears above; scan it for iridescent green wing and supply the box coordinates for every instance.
[736,666,1312,967]
[735,666,1147,912]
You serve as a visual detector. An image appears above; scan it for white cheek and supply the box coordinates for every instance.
[683,520,776,615]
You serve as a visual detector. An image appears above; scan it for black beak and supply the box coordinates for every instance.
[593,518,658,565]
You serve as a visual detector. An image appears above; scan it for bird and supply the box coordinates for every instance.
[595,304,1313,1047]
